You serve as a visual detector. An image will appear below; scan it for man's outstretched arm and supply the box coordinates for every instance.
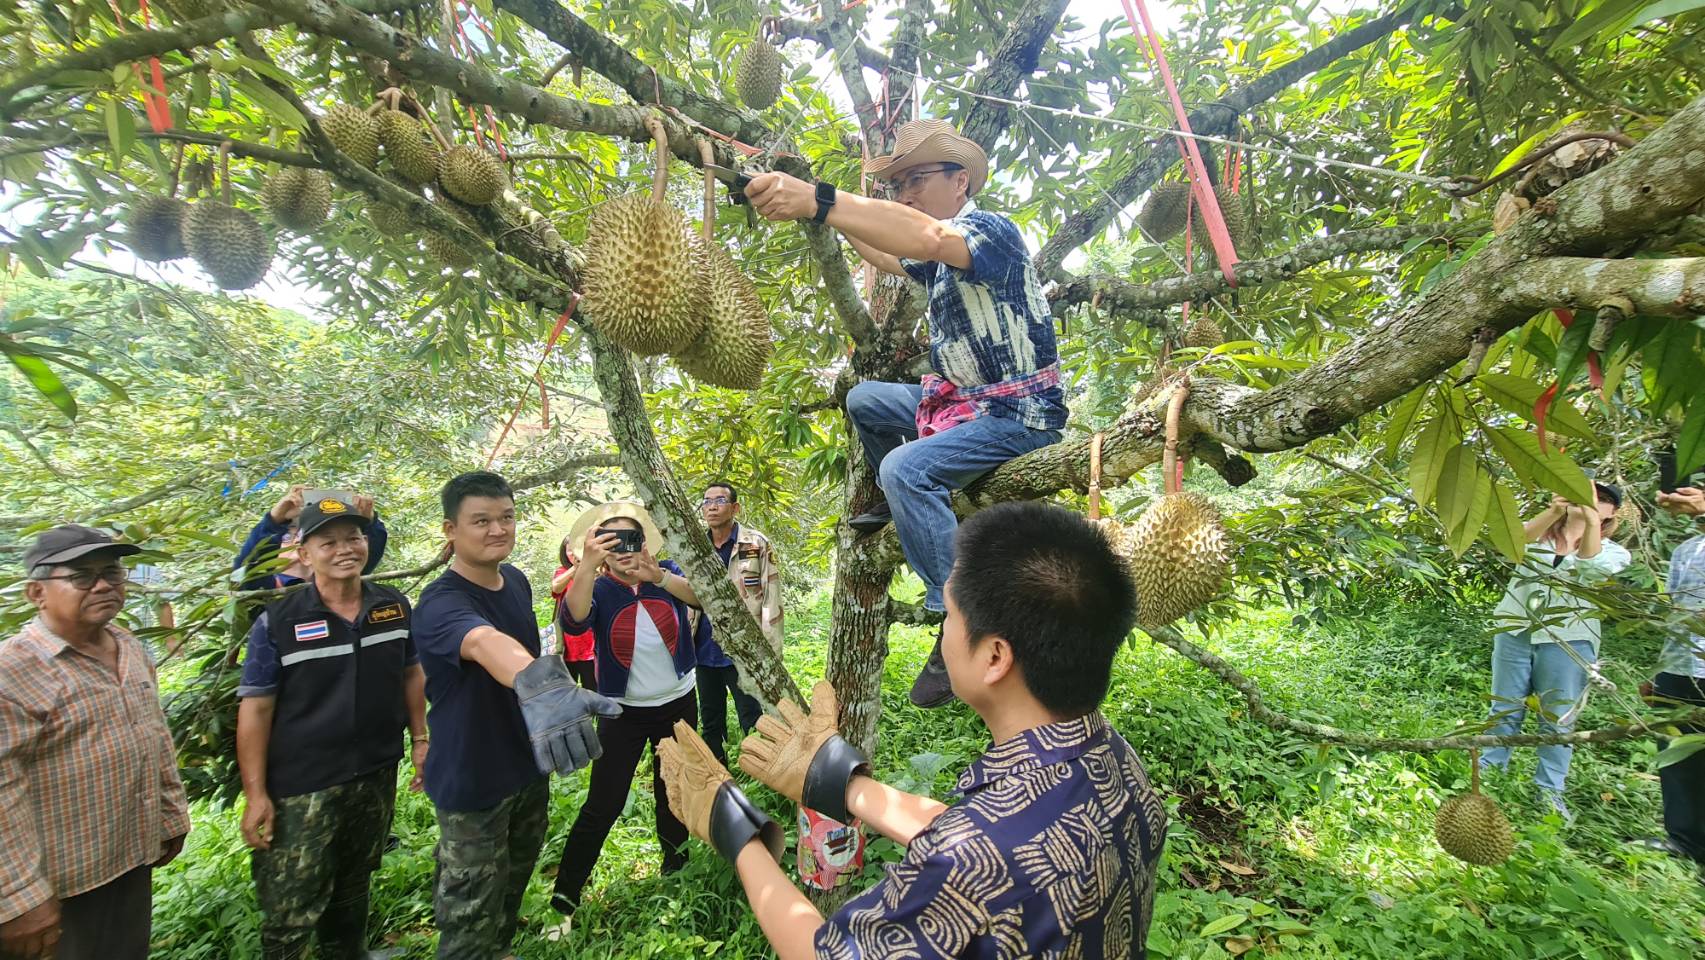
[745,172,971,270]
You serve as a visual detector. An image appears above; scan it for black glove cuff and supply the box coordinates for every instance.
[802,735,870,825]
[709,781,783,864]
[513,655,568,699]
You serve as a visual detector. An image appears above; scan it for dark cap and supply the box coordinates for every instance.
[24,524,142,576]
[296,495,371,541]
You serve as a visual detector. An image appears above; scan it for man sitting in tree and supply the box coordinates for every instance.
[656,502,1168,959]
[747,120,1067,709]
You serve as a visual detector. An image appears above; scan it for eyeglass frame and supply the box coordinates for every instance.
[700,496,734,508]
[896,164,963,195]
[31,565,131,590]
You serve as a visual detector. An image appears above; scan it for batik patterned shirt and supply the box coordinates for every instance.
[815,713,1167,959]
[900,201,1067,434]
[1662,534,1705,678]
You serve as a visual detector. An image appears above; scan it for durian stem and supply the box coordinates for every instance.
[217,140,233,206]
[645,115,670,203]
[167,141,185,199]
[1088,432,1105,521]
[1470,749,1481,795]
[697,137,716,243]
[1161,379,1191,495]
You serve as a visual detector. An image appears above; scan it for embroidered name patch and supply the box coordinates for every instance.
[368,603,405,624]
[738,545,761,559]
[294,620,330,642]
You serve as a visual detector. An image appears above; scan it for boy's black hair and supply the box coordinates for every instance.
[441,471,514,520]
[1593,481,1623,508]
[704,481,739,503]
[948,502,1137,717]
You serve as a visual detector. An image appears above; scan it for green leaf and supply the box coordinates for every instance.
[1486,425,1595,503]
[0,340,77,419]
[1655,734,1705,768]
[1677,396,1705,478]
[232,75,307,130]
[1556,1,1641,47]
[1200,913,1249,937]
[1384,386,1430,462]
[1486,478,1527,562]
[1554,315,1593,388]
[1409,416,1459,506]
[1476,373,1593,439]
[1649,325,1705,415]
[1632,0,1705,29]
[1438,447,1491,556]
[104,97,136,167]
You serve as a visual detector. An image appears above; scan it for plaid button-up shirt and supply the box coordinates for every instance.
[901,201,1068,436]
[0,617,189,921]
[816,713,1168,959]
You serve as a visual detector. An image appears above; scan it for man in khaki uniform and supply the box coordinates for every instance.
[691,481,782,764]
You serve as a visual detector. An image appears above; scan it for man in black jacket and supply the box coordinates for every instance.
[234,494,429,960]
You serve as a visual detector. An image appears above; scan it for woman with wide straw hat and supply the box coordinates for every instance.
[548,500,704,923]
[744,119,1066,709]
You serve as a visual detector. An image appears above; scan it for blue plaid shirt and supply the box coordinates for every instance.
[1663,534,1705,678]
[815,713,1167,959]
[900,202,1068,432]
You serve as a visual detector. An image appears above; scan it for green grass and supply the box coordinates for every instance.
[151,591,1705,958]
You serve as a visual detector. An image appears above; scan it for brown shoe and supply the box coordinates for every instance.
[907,633,956,708]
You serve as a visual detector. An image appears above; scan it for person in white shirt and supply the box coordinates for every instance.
[1479,483,1630,822]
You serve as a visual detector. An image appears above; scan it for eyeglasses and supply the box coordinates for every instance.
[701,497,733,507]
[35,567,129,590]
[898,166,955,195]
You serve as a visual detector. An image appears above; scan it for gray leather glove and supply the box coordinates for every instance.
[514,655,622,775]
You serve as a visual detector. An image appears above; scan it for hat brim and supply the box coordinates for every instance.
[33,541,142,571]
[297,513,372,541]
[569,501,666,559]
[864,134,989,197]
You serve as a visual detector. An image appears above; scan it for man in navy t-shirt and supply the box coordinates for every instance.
[413,472,620,959]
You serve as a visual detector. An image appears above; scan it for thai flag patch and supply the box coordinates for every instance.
[294,620,330,642]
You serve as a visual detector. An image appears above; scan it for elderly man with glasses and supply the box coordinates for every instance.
[746,119,1065,709]
[690,481,783,765]
[0,525,190,960]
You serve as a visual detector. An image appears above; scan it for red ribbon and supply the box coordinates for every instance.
[1534,307,1602,453]
[485,296,580,468]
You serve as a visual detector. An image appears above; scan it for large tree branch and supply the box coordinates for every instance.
[770,16,891,71]
[958,0,1073,153]
[1050,220,1487,313]
[509,453,623,491]
[1500,257,1705,316]
[489,0,769,146]
[1034,2,1426,275]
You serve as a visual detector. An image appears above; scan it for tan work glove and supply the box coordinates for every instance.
[658,721,782,863]
[738,680,868,824]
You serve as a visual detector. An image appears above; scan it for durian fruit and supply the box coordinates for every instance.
[580,193,705,355]
[125,194,190,262]
[1190,183,1252,254]
[1136,181,1190,241]
[376,109,441,186]
[1125,491,1231,629]
[183,201,273,289]
[424,230,475,269]
[261,166,332,231]
[1181,313,1224,350]
[676,238,771,389]
[368,201,412,238]
[321,105,379,168]
[1434,763,1515,866]
[1128,364,1179,413]
[437,144,507,206]
[735,39,783,110]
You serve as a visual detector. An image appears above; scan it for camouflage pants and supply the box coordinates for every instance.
[251,764,398,960]
[433,777,549,960]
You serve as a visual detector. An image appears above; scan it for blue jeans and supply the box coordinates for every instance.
[846,380,1060,612]
[1479,632,1596,794]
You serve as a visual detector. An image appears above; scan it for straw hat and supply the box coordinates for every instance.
[864,119,989,196]
[568,500,665,558]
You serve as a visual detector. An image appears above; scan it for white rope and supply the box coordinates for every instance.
[931,79,1463,188]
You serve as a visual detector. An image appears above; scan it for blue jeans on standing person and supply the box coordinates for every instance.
[846,380,1061,612]
[1478,631,1596,797]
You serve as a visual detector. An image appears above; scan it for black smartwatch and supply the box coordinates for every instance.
[813,181,837,224]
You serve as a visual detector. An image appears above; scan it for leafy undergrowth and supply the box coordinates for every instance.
[151,591,1705,958]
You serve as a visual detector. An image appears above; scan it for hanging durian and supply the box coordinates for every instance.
[376,108,441,186]
[183,148,273,290]
[677,238,771,389]
[1180,313,1224,350]
[1434,755,1515,866]
[424,230,475,269]
[368,201,412,238]
[125,194,190,262]
[261,166,332,232]
[1136,181,1190,241]
[580,118,705,355]
[1190,182,1251,253]
[437,144,507,206]
[1126,490,1231,629]
[735,38,783,110]
[321,104,379,168]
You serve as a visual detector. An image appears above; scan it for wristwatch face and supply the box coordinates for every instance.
[816,182,836,204]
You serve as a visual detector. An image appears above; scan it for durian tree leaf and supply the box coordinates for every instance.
[1475,373,1593,439]
[1647,325,1705,415]
[1408,415,1459,507]
[1437,446,1490,556]
[1486,425,1595,503]
[1383,385,1431,462]
[1486,110,1589,177]
[103,97,136,168]
[1632,0,1705,30]
[1553,314,1594,388]
[1676,396,1705,478]
[0,338,78,419]
[1485,478,1527,563]
[233,74,307,131]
